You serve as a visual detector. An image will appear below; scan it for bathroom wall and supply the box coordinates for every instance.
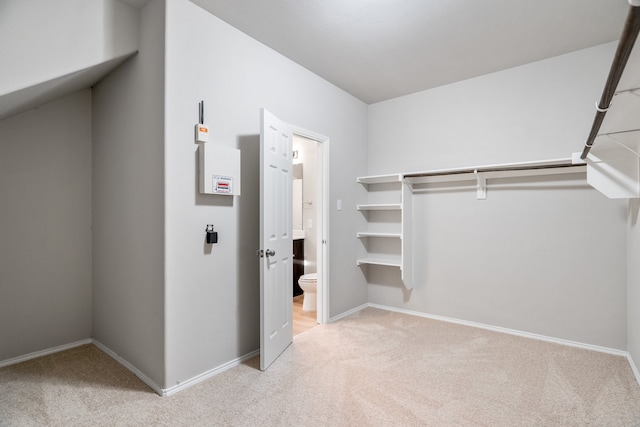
[0,90,92,362]
[292,164,303,232]
[164,0,368,387]
[293,135,319,273]
[367,42,628,350]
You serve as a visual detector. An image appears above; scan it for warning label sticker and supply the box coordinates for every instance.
[213,175,233,194]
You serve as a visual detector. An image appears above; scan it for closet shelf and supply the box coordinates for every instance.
[357,174,402,184]
[580,2,640,160]
[579,3,640,199]
[356,159,584,290]
[356,257,402,268]
[403,158,583,185]
[595,127,640,157]
[357,203,402,211]
[586,88,640,199]
[598,89,640,135]
[357,232,402,238]
[357,176,413,290]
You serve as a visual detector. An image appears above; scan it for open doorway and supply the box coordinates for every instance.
[291,132,328,335]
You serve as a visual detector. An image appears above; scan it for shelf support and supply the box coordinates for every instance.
[475,170,487,200]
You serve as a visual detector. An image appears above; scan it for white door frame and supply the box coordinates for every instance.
[291,125,330,324]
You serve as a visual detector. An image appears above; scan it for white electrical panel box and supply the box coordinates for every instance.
[198,143,241,195]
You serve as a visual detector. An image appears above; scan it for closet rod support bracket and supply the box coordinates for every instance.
[475,170,487,200]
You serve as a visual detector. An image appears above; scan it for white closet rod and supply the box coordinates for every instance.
[581,1,640,159]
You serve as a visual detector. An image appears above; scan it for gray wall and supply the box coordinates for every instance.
[164,0,368,386]
[92,0,165,386]
[0,90,92,360]
[367,43,629,349]
[629,198,640,370]
[368,43,618,174]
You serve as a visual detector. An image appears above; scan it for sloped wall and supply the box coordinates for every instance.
[0,0,138,97]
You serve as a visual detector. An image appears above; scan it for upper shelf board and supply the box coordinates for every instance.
[357,174,403,184]
[357,203,402,211]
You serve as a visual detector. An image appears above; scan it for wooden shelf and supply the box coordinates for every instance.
[357,203,401,211]
[356,257,402,268]
[357,232,401,238]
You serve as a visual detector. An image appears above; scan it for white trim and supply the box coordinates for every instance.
[10,339,263,397]
[368,303,629,357]
[95,340,260,396]
[162,349,260,397]
[329,303,369,323]
[628,353,640,386]
[321,136,330,325]
[0,338,92,368]
[335,303,639,386]
[92,340,164,396]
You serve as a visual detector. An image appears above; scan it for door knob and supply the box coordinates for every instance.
[265,249,276,257]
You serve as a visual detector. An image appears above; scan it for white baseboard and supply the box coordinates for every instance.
[162,349,260,397]
[628,353,640,386]
[2,337,261,397]
[367,303,629,357]
[329,303,369,323]
[0,338,92,368]
[4,308,638,394]
[90,341,260,397]
[92,340,164,396]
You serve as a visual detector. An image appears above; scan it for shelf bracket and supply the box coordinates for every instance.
[475,170,487,200]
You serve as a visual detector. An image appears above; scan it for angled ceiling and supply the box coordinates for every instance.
[189,0,630,104]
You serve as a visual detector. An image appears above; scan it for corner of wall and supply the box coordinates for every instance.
[627,197,640,384]
[91,0,166,387]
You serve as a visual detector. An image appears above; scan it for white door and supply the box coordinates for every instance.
[259,109,293,371]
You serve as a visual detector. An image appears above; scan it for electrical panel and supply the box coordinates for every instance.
[198,143,241,196]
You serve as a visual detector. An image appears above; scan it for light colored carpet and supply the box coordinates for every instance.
[1,307,640,426]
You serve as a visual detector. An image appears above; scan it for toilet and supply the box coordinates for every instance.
[298,273,317,312]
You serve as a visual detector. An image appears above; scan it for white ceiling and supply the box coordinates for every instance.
[187,0,631,104]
